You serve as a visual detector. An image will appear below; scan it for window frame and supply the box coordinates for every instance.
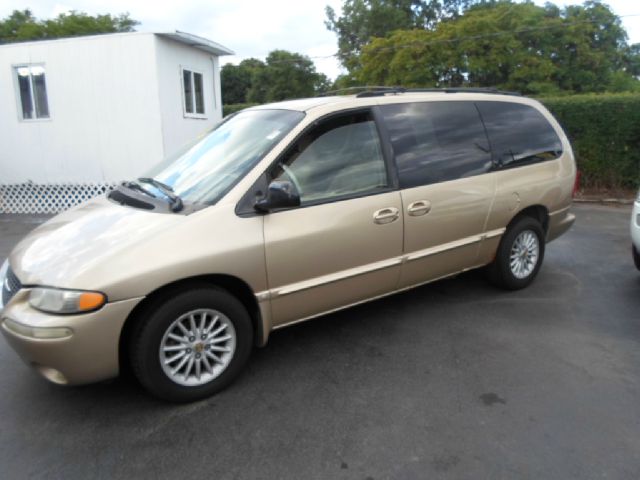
[236,107,399,216]
[180,66,207,119]
[13,63,51,122]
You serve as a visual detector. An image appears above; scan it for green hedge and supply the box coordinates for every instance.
[222,103,259,117]
[540,93,640,189]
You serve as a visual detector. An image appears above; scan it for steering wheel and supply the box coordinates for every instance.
[280,164,303,196]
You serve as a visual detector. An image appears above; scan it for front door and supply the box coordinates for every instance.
[263,110,403,326]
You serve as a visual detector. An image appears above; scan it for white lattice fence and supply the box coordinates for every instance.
[0,183,118,214]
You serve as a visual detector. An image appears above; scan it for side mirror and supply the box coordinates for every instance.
[254,180,300,212]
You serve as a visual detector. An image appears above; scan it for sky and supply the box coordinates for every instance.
[1,0,640,80]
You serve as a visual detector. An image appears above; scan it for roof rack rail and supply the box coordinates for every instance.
[317,86,521,98]
[317,86,405,97]
[356,87,407,97]
[405,87,521,96]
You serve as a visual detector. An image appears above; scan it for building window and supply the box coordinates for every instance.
[181,68,205,117]
[15,65,50,120]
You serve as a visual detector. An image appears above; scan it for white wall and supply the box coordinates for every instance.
[154,36,222,159]
[0,33,165,184]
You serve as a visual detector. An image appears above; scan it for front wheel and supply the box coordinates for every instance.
[129,286,253,402]
[486,217,545,290]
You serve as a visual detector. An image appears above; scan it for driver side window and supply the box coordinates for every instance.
[272,111,388,205]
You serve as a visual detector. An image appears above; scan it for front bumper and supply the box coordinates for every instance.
[1,290,142,385]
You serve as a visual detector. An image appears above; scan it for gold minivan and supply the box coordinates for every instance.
[0,90,576,401]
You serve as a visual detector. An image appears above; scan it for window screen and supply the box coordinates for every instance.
[380,101,492,188]
[183,70,194,114]
[15,65,49,120]
[182,69,205,115]
[476,101,563,168]
[194,72,204,114]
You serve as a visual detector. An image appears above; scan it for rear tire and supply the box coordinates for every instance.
[486,216,545,290]
[129,286,253,402]
[633,245,640,271]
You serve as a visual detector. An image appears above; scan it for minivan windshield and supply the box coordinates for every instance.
[144,109,305,205]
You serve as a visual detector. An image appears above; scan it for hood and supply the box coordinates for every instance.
[10,196,183,289]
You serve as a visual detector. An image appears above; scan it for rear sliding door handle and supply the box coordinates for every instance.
[373,207,400,225]
[407,200,432,216]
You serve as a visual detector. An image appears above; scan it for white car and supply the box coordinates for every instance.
[633,191,640,270]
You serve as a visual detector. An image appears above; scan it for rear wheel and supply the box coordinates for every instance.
[130,286,253,402]
[486,216,545,290]
[633,245,640,270]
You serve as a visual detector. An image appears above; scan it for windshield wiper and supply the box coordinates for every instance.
[138,177,184,212]
[121,180,156,198]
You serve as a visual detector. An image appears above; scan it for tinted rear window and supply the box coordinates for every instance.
[380,101,492,188]
[476,101,563,169]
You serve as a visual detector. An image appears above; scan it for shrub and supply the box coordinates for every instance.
[540,93,640,189]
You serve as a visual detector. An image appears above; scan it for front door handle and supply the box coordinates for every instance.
[373,207,400,225]
[407,200,432,216]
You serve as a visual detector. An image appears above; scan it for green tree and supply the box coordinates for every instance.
[332,73,360,90]
[0,9,138,43]
[0,10,39,41]
[325,0,484,72]
[222,51,329,105]
[247,50,329,103]
[358,1,639,94]
[221,58,265,104]
[552,1,630,92]
[623,43,640,77]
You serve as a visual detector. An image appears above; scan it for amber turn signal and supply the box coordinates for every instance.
[78,292,107,311]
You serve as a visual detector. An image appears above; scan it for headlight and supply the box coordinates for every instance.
[29,288,106,314]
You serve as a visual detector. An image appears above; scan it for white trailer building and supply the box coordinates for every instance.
[0,31,233,213]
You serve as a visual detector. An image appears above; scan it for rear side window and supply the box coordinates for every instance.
[476,101,563,169]
[380,101,492,188]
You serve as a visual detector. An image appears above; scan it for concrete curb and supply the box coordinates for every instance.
[573,198,635,205]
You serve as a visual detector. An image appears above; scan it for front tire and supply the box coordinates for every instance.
[129,286,253,402]
[486,216,545,290]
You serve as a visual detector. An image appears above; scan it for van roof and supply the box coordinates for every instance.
[250,89,529,113]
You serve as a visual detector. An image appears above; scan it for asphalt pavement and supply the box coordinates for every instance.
[0,204,639,479]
